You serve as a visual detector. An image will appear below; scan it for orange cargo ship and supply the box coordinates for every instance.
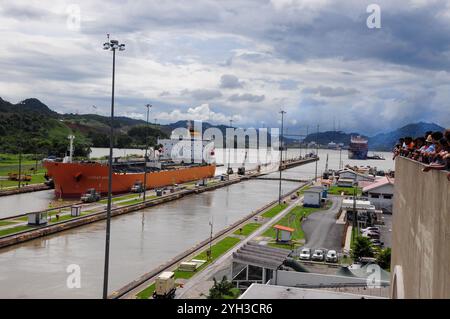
[44,161,216,198]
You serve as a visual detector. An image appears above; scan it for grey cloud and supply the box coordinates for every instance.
[219,74,244,89]
[0,3,51,20]
[182,89,222,101]
[228,93,265,103]
[303,86,359,97]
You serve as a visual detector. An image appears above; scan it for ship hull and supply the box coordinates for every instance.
[43,162,216,198]
[348,149,368,160]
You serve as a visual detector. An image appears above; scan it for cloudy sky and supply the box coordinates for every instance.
[0,0,449,135]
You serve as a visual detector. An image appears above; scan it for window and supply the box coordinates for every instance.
[383,194,393,199]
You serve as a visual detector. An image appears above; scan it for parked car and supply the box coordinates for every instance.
[312,249,325,261]
[370,239,384,247]
[325,250,338,263]
[361,226,380,232]
[299,248,311,260]
[362,232,380,239]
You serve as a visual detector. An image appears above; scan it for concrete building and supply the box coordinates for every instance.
[341,197,383,226]
[303,186,323,207]
[337,169,376,184]
[391,157,450,299]
[362,176,395,213]
[336,178,354,188]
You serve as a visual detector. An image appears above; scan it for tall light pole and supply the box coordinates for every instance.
[227,119,233,174]
[102,35,125,299]
[314,124,319,181]
[305,125,309,155]
[18,102,23,189]
[143,104,152,202]
[278,110,286,205]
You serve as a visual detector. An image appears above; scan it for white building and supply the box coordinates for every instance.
[362,176,395,213]
[303,186,323,208]
[337,168,375,184]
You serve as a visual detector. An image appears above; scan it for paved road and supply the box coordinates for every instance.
[175,195,304,299]
[302,196,344,251]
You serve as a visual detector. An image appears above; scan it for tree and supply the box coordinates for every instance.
[207,276,235,299]
[376,247,391,270]
[351,235,374,260]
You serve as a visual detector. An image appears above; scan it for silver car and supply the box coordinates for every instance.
[312,249,325,261]
[325,250,338,263]
[299,248,311,260]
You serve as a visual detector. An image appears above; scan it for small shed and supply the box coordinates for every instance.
[303,187,323,208]
[273,224,295,242]
[337,178,354,187]
[71,205,82,217]
[27,211,48,226]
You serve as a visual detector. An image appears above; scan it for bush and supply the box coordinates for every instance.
[351,235,374,260]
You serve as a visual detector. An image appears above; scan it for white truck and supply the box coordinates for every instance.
[153,271,176,299]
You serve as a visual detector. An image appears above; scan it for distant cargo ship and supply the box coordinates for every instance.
[44,122,216,198]
[348,136,368,160]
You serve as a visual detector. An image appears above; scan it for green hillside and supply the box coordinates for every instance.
[0,97,168,157]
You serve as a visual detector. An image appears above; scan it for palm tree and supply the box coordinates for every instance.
[351,236,374,260]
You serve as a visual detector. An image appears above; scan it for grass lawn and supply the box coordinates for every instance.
[0,173,46,189]
[263,205,322,242]
[99,193,140,204]
[233,223,261,236]
[136,236,241,299]
[328,186,362,196]
[261,204,288,218]
[0,220,19,227]
[0,225,33,237]
[116,196,158,206]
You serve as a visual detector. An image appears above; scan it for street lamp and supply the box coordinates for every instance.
[315,124,319,181]
[227,119,233,175]
[102,35,125,300]
[143,104,152,202]
[278,110,286,205]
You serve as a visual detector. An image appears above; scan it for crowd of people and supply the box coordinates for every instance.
[393,129,450,181]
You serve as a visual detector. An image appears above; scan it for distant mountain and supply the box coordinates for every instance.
[1,97,446,155]
[369,122,445,151]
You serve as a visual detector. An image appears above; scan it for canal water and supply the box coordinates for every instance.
[0,149,394,299]
[0,149,394,219]
[0,178,299,299]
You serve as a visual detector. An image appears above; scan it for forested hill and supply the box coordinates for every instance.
[0,97,168,157]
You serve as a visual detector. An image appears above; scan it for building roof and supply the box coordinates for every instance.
[232,242,290,270]
[338,178,355,182]
[338,168,375,179]
[304,188,323,193]
[239,283,386,299]
[362,176,395,193]
[273,224,295,232]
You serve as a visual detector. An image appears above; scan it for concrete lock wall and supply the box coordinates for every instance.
[391,157,450,298]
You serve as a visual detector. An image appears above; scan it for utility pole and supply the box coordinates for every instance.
[278,110,286,205]
[227,119,233,174]
[143,104,152,202]
[353,187,358,232]
[102,35,125,299]
[18,102,23,189]
[314,124,319,182]
[208,219,213,260]
[305,125,309,155]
